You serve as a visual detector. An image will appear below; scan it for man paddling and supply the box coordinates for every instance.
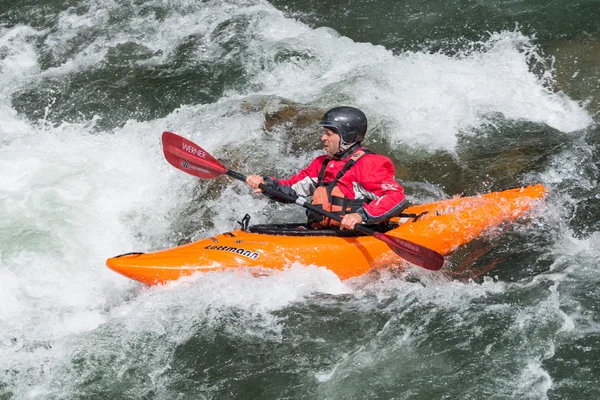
[246,106,408,230]
[160,128,445,270]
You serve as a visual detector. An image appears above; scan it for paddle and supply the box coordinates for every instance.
[161,131,445,271]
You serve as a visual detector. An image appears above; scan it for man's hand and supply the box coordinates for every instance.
[246,175,266,193]
[340,213,363,230]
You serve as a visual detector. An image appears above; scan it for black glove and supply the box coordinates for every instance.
[261,177,298,204]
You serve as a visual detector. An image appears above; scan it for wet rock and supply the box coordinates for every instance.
[242,96,324,153]
[386,120,570,196]
[544,40,600,117]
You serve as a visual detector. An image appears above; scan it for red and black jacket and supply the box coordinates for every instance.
[265,146,407,224]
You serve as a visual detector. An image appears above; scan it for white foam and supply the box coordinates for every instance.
[243,29,592,149]
[513,360,554,399]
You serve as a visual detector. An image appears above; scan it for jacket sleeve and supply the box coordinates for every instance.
[273,155,327,198]
[352,156,407,223]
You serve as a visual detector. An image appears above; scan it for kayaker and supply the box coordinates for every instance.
[246,106,407,230]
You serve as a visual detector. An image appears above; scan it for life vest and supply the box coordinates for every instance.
[308,149,372,228]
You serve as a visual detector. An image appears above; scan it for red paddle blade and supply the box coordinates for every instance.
[162,131,227,178]
[373,232,445,271]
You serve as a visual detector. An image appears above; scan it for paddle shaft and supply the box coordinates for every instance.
[227,170,377,234]
[226,170,438,264]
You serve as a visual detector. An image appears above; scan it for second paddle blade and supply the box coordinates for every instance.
[373,232,445,271]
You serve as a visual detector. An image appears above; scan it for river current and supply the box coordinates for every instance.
[1,0,599,398]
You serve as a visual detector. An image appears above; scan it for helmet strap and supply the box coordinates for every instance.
[334,141,361,160]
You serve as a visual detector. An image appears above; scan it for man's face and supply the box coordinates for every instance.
[321,128,340,157]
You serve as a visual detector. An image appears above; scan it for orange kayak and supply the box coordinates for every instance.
[106,184,546,285]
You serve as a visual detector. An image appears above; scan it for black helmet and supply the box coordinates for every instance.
[319,106,367,145]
